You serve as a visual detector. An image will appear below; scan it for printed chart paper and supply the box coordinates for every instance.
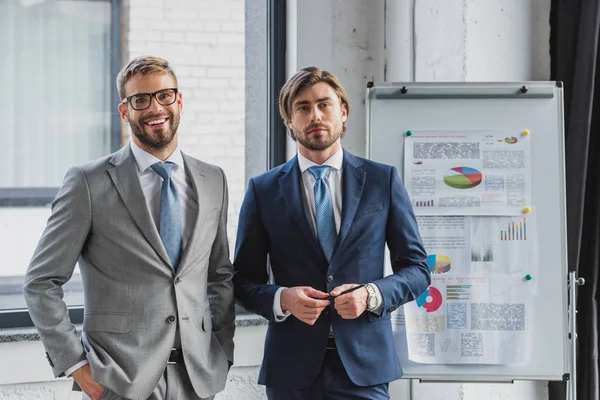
[397,213,537,364]
[404,130,531,216]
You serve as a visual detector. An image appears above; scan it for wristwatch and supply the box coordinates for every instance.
[365,283,378,311]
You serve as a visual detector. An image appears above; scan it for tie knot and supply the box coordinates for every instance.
[151,162,174,180]
[308,165,331,181]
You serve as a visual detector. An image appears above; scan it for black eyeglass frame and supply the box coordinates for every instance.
[121,88,179,111]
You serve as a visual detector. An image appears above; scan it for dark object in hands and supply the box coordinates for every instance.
[324,284,365,301]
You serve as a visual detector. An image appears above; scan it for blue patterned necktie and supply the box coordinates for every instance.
[151,162,182,270]
[308,166,337,262]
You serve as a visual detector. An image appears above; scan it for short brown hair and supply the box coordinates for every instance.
[278,67,350,139]
[116,55,178,99]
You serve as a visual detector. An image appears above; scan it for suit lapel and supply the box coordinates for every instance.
[108,146,172,268]
[176,153,207,274]
[279,157,323,257]
[333,150,366,258]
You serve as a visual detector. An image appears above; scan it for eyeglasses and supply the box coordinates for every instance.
[121,88,179,111]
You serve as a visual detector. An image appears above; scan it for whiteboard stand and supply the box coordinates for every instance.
[366,81,570,385]
[568,271,585,400]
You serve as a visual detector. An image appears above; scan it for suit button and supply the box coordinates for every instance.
[167,315,176,324]
[175,277,180,285]
[323,309,329,315]
[327,275,334,282]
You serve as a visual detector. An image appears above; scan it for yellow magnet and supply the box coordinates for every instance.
[523,129,530,136]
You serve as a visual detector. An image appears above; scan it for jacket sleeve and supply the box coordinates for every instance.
[23,166,91,377]
[233,178,281,321]
[372,166,431,317]
[207,167,236,364]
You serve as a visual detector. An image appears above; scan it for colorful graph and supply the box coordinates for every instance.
[471,246,494,262]
[500,217,527,240]
[416,200,434,207]
[505,136,519,144]
[427,254,451,274]
[416,286,443,312]
[446,285,472,300]
[443,167,483,189]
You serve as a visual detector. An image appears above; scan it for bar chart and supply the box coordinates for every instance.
[500,217,527,241]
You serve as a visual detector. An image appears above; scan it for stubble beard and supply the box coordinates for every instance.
[130,110,180,151]
[293,125,343,151]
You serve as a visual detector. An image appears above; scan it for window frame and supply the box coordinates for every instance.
[0,0,122,329]
[267,0,287,169]
[0,0,123,208]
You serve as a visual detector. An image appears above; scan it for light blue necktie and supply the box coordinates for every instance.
[308,166,337,262]
[151,162,182,270]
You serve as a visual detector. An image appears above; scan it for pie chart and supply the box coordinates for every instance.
[505,136,518,144]
[443,167,482,189]
[416,286,442,312]
[427,254,451,274]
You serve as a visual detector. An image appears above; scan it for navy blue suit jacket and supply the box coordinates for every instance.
[233,150,430,389]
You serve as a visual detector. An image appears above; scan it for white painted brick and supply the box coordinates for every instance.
[200,53,231,66]
[143,0,165,7]
[194,8,230,21]
[128,19,148,31]
[226,89,244,100]
[207,67,238,78]
[131,30,161,42]
[189,67,208,77]
[192,89,228,100]
[221,22,244,33]
[191,101,220,112]
[185,32,218,45]
[214,113,243,124]
[163,43,196,54]
[151,21,174,31]
[204,21,221,32]
[218,33,244,45]
[177,77,200,88]
[165,9,199,20]
[129,7,164,20]
[162,32,185,42]
[197,78,230,89]
[220,101,244,113]
[141,41,164,54]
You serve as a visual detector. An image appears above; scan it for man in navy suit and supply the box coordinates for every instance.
[233,66,431,399]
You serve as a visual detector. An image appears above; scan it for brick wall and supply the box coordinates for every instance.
[125,0,246,250]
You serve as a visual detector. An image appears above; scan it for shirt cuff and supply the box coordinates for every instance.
[273,287,291,322]
[368,283,384,316]
[64,360,89,377]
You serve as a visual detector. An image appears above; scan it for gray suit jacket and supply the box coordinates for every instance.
[24,145,235,400]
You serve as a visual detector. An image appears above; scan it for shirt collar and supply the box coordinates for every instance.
[297,147,344,173]
[129,140,185,173]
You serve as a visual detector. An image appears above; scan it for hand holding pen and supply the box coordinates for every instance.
[325,284,365,300]
[328,283,369,320]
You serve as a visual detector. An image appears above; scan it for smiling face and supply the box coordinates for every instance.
[117,72,183,157]
[288,81,347,160]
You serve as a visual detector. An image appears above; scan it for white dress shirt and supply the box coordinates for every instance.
[65,140,196,377]
[273,148,382,320]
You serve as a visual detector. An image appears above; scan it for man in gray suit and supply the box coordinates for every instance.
[24,56,235,400]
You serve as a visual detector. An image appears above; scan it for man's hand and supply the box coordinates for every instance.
[72,364,104,400]
[331,284,368,319]
[280,286,330,325]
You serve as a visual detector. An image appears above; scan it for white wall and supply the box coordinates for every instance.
[287,0,551,399]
